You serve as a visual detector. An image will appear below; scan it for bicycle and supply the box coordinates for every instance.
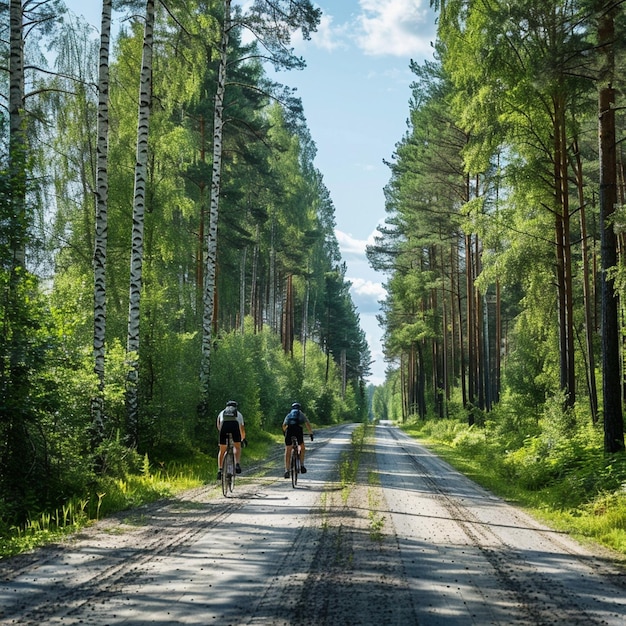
[289,435,301,488]
[221,433,236,497]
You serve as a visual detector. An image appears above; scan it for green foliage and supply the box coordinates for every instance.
[0,270,97,526]
[0,0,365,548]
[207,323,362,441]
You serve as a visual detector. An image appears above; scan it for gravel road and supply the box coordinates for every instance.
[1,423,625,625]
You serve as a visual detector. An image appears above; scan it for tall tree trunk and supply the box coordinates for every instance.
[405,343,418,417]
[474,232,484,411]
[302,276,309,370]
[200,0,231,412]
[91,0,112,450]
[125,0,155,446]
[483,292,491,411]
[4,0,28,525]
[9,0,26,269]
[553,96,575,408]
[573,140,599,422]
[449,242,457,401]
[465,231,475,425]
[456,239,467,407]
[558,96,576,408]
[196,115,206,320]
[597,4,624,452]
[251,224,260,332]
[417,341,426,418]
[282,274,294,355]
[239,247,246,333]
[495,279,501,404]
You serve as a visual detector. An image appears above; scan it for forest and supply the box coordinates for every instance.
[4,0,626,551]
[1,0,371,532]
[370,0,626,511]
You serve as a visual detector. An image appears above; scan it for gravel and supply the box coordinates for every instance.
[1,423,625,625]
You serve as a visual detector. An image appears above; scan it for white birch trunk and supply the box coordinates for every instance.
[126,0,155,445]
[200,0,231,406]
[91,0,112,448]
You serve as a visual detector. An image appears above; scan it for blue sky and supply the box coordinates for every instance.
[63,0,438,385]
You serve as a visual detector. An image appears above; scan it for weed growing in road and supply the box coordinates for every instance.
[367,476,386,542]
[320,492,329,530]
[338,424,368,503]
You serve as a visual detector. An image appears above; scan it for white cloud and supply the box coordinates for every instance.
[311,14,347,51]
[291,12,348,51]
[335,229,367,255]
[335,227,380,256]
[355,0,435,57]
[350,277,386,300]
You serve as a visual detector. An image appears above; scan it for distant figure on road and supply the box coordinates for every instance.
[282,402,313,478]
[217,400,246,480]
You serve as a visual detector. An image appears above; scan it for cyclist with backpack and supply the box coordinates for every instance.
[217,400,246,480]
[282,402,314,478]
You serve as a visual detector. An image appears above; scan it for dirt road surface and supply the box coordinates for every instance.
[1,423,626,625]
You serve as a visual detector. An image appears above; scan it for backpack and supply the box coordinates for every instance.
[223,405,238,420]
[286,409,301,426]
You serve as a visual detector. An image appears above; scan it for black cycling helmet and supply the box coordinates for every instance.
[226,400,238,408]
[291,402,301,410]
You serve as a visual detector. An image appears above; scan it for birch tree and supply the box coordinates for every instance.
[91,0,113,449]
[199,0,321,412]
[125,0,155,446]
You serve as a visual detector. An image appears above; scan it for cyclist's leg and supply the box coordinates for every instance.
[218,444,226,473]
[298,430,306,466]
[233,442,242,472]
[284,444,291,470]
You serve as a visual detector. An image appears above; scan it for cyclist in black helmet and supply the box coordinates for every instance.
[216,400,246,480]
[282,402,313,478]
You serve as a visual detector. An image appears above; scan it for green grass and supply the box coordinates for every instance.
[0,434,278,560]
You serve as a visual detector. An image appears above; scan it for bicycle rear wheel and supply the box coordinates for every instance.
[221,460,229,497]
[228,450,235,493]
[290,445,298,488]
[225,450,235,494]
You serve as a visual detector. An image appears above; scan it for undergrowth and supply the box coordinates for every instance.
[0,435,274,559]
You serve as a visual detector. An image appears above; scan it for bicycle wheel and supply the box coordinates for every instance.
[290,445,298,488]
[221,457,229,497]
[225,449,235,494]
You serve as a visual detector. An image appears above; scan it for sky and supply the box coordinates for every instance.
[63,0,438,385]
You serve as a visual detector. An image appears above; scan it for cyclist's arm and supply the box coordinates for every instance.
[238,413,246,439]
[216,412,223,431]
[303,415,313,435]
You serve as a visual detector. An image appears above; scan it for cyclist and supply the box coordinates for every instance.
[216,400,246,480]
[282,402,313,478]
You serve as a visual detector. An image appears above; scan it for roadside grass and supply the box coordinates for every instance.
[0,433,280,560]
[402,418,626,558]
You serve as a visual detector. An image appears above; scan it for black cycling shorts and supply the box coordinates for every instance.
[284,424,304,446]
[219,420,242,444]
